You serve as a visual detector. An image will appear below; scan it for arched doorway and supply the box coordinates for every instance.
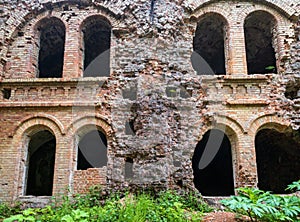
[255,128,300,193]
[192,129,234,196]
[26,130,56,196]
[77,129,107,170]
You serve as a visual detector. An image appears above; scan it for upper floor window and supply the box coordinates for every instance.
[193,13,227,75]
[81,16,111,77]
[244,11,277,74]
[36,17,65,78]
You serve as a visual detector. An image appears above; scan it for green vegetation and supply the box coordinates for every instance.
[221,180,300,222]
[0,189,212,222]
[2,181,299,222]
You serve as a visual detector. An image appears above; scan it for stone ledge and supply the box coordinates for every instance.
[0,101,98,107]
[0,77,108,84]
[226,99,269,105]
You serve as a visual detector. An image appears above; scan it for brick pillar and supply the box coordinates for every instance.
[52,136,72,196]
[235,134,257,188]
[62,22,81,79]
[228,25,248,75]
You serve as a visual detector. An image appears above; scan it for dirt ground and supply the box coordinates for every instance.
[202,211,251,222]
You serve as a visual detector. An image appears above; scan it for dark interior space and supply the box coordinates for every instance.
[255,129,300,193]
[26,130,56,196]
[192,129,234,196]
[193,14,226,75]
[77,130,107,170]
[82,16,111,77]
[38,17,65,78]
[244,11,277,74]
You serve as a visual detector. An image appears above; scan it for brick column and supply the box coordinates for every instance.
[62,21,81,79]
[228,24,248,75]
[52,136,72,196]
[235,134,257,188]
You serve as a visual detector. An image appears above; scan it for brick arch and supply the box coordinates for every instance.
[11,117,63,199]
[188,0,296,18]
[79,13,120,31]
[204,122,239,160]
[9,11,69,42]
[33,14,68,34]
[237,6,289,26]
[248,114,290,137]
[12,114,65,137]
[190,6,231,24]
[214,115,245,135]
[199,115,243,155]
[68,115,112,139]
[5,1,122,41]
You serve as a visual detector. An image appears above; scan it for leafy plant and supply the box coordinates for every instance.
[286,180,300,192]
[265,66,276,72]
[221,181,300,222]
[0,202,22,219]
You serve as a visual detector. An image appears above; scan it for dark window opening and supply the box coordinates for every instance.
[192,129,234,196]
[193,14,226,75]
[244,11,277,74]
[255,129,300,193]
[77,130,107,170]
[125,157,134,180]
[82,16,111,77]
[2,88,11,99]
[37,18,65,78]
[26,130,56,196]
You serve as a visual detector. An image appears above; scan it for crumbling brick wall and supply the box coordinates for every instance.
[0,0,299,202]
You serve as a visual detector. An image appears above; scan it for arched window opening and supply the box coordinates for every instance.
[193,14,227,75]
[77,130,107,170]
[81,16,111,77]
[192,129,234,196]
[37,17,65,78]
[244,11,277,74]
[255,129,300,193]
[26,130,56,196]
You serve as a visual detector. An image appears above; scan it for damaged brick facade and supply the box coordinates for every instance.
[0,0,299,203]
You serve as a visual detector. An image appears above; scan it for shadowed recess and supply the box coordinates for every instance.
[192,129,234,196]
[37,17,65,78]
[26,130,56,196]
[255,129,300,193]
[77,130,107,170]
[193,13,226,75]
[244,11,277,74]
[82,16,111,77]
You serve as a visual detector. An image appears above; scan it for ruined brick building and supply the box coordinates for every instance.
[0,0,300,203]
